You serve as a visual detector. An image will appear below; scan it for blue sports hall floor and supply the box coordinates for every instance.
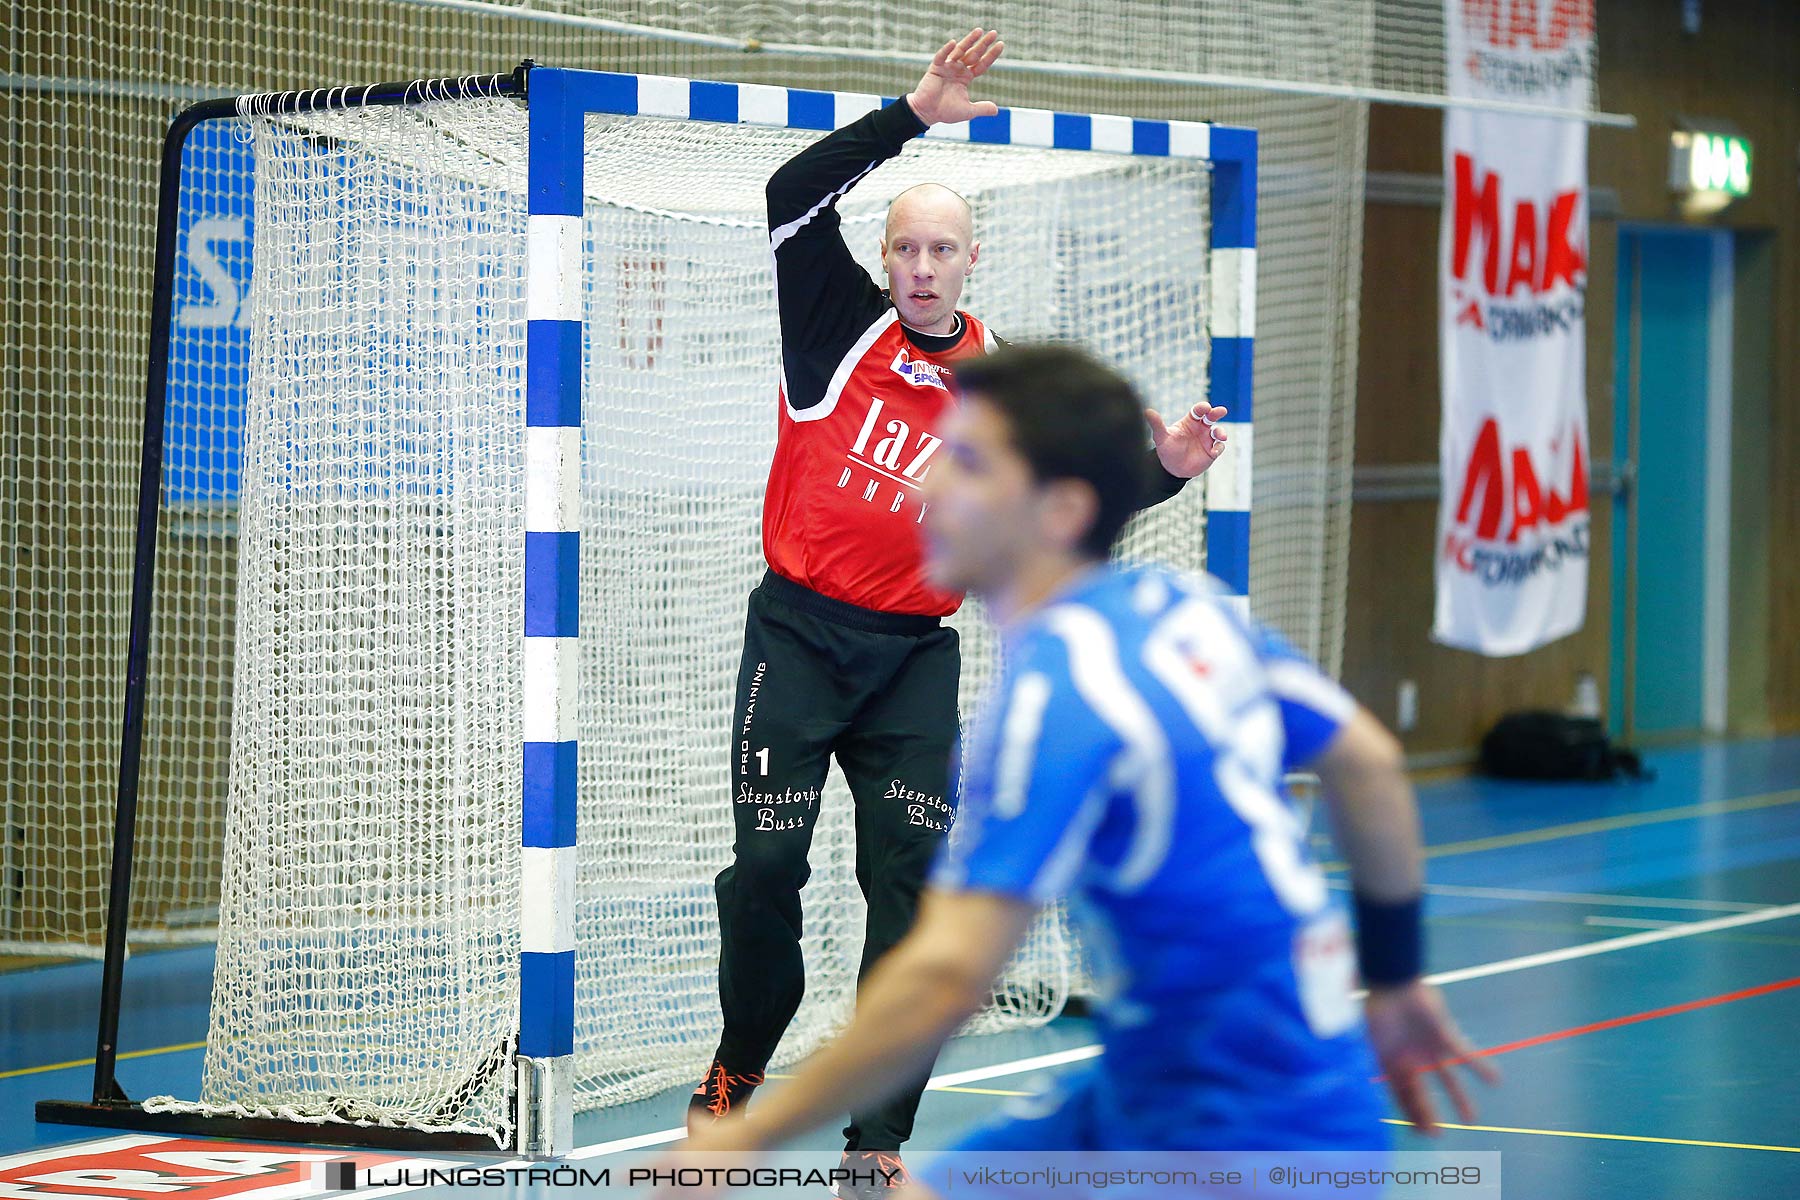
[5,736,1798,1197]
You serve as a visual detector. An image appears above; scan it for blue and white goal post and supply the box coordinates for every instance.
[518,65,1255,1156]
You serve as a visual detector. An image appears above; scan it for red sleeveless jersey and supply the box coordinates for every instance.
[763,310,994,617]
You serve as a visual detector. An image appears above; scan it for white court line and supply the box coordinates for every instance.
[925,1044,1104,1089]
[1424,901,1800,986]
[1328,878,1767,912]
[568,902,1800,1158]
[565,1046,1106,1159]
[1422,883,1767,911]
[1583,916,1683,930]
[567,1128,687,1159]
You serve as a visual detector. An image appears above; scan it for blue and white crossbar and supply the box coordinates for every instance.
[518,65,1255,1156]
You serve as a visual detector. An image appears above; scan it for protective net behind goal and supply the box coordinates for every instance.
[158,93,1212,1143]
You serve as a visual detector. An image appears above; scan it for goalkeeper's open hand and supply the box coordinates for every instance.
[1147,403,1230,479]
[906,28,1005,126]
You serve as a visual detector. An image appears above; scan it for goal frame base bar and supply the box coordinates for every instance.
[33,1100,501,1153]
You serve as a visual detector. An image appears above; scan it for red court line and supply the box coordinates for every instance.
[1379,975,1800,1081]
[1471,974,1800,1060]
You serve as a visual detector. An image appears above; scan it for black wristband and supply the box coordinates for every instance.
[1352,893,1423,987]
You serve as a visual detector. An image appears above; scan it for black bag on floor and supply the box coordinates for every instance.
[1479,711,1652,782]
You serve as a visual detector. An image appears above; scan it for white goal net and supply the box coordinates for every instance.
[148,91,1216,1144]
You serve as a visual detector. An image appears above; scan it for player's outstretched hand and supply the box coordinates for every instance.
[1363,980,1499,1135]
[1147,403,1229,479]
[907,29,1005,127]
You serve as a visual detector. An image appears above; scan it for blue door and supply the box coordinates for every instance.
[1611,228,1724,740]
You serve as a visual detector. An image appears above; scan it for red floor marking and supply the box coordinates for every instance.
[1472,974,1800,1060]
[1377,974,1800,1080]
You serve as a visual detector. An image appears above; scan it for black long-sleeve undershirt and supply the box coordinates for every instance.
[765,97,1192,510]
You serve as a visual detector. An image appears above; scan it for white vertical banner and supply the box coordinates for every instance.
[1435,0,1594,655]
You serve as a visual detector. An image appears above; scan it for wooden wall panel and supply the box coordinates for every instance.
[1344,0,1798,755]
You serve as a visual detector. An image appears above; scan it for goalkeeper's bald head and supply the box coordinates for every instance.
[884,182,972,242]
[880,182,980,336]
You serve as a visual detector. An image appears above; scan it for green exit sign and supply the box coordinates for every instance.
[1670,130,1752,198]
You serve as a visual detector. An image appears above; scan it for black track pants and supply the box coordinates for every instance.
[713,570,959,1151]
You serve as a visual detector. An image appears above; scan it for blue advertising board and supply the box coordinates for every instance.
[165,120,254,504]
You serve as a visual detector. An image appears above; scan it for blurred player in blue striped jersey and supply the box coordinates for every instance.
[677,344,1495,1189]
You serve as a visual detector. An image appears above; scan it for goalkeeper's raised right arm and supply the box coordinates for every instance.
[767,28,1004,413]
[766,98,927,411]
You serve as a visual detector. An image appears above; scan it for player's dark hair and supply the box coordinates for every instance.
[954,344,1147,559]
